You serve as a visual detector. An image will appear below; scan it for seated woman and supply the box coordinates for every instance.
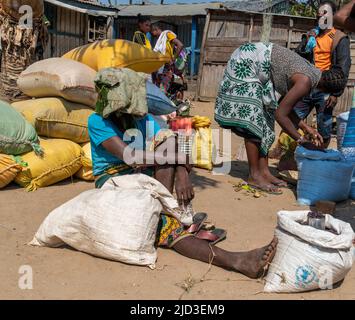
[215,42,347,194]
[88,110,278,279]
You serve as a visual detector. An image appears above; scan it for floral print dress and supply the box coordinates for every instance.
[215,42,280,156]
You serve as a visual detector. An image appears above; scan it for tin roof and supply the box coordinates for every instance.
[117,2,224,17]
[44,0,119,16]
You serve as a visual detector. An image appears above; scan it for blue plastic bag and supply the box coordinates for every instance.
[146,81,177,115]
[340,107,355,199]
[295,146,354,205]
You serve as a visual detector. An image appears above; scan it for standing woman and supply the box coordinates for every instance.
[151,22,184,99]
[215,42,347,194]
[132,14,152,50]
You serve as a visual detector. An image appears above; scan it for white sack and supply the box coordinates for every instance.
[264,210,354,293]
[17,58,98,107]
[29,174,193,267]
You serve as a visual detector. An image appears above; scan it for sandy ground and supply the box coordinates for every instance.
[0,101,354,300]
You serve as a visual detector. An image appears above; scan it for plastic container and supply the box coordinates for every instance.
[337,111,349,151]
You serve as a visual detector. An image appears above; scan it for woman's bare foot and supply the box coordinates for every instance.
[232,237,278,279]
[248,174,282,194]
[261,170,288,188]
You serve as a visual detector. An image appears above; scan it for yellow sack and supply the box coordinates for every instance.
[63,40,170,73]
[192,116,213,171]
[75,142,94,181]
[15,139,83,191]
[0,154,22,189]
[12,98,94,144]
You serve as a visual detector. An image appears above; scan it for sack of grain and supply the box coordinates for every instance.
[63,40,170,74]
[296,146,354,205]
[12,98,94,143]
[30,174,193,267]
[17,58,98,107]
[75,142,94,181]
[0,154,23,189]
[15,138,83,191]
[264,210,354,293]
[0,100,42,156]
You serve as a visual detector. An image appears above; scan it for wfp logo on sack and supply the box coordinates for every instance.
[295,265,334,290]
[295,265,317,289]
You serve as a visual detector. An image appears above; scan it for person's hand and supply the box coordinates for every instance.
[303,126,324,147]
[175,166,194,205]
[326,95,338,109]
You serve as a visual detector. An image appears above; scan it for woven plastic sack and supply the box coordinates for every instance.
[146,81,177,115]
[75,142,94,181]
[0,154,22,189]
[29,174,193,267]
[15,138,83,191]
[192,127,213,171]
[337,112,349,150]
[340,108,355,200]
[12,98,94,143]
[63,40,170,74]
[17,58,98,107]
[264,211,354,293]
[0,100,41,155]
[295,146,354,205]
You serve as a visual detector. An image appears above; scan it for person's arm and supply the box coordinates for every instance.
[334,0,355,32]
[275,74,323,148]
[329,37,351,103]
[102,135,194,203]
[171,38,184,60]
[101,135,190,168]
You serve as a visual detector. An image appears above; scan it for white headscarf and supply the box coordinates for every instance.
[153,30,177,55]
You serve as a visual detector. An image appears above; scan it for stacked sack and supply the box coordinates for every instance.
[0,57,98,191]
[1,41,179,191]
[0,99,42,189]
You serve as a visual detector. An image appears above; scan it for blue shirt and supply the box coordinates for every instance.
[88,113,161,176]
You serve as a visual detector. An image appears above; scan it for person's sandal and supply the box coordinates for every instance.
[186,212,208,234]
[195,228,227,245]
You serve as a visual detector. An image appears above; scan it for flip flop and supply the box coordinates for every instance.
[186,212,208,234]
[272,181,290,189]
[248,184,283,195]
[195,228,227,245]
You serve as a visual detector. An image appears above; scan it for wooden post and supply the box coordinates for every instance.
[196,11,211,101]
[248,15,254,43]
[287,18,294,49]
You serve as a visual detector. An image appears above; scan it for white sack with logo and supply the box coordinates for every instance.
[264,211,354,293]
[29,174,193,267]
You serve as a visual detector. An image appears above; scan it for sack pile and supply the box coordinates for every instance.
[0,58,97,190]
[1,49,181,190]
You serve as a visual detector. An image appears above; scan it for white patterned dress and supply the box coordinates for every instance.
[215,42,280,156]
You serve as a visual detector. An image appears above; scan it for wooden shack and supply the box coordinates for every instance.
[43,0,119,58]
[196,8,354,116]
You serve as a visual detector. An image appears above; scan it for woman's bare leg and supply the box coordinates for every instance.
[173,236,278,279]
[259,156,287,187]
[245,139,279,192]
